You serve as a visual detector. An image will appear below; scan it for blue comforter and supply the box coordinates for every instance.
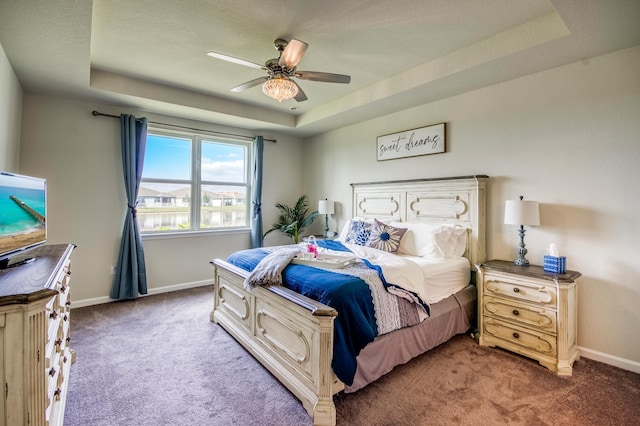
[226,240,376,386]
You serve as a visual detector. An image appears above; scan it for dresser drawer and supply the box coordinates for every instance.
[483,295,556,332]
[46,360,61,401]
[53,259,72,290]
[46,297,61,344]
[58,281,70,309]
[483,275,557,307]
[483,318,557,357]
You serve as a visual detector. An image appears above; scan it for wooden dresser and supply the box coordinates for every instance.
[476,259,581,375]
[0,244,75,425]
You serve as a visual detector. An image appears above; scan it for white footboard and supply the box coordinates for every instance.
[210,259,341,426]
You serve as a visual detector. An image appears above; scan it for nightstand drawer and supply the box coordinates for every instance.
[483,318,557,357]
[483,295,556,332]
[483,276,557,307]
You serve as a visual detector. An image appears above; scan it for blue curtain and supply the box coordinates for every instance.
[110,114,148,299]
[250,136,264,248]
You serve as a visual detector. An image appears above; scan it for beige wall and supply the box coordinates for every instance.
[0,43,22,172]
[303,46,640,370]
[19,94,304,304]
[8,43,640,371]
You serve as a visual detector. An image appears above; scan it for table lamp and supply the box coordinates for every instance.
[504,196,540,266]
[318,199,335,238]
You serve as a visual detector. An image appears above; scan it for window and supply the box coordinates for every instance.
[137,129,251,234]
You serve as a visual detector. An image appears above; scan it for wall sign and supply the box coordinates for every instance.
[376,123,446,161]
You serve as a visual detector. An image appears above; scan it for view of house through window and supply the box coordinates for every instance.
[137,130,250,233]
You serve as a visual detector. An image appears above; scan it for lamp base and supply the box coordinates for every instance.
[323,214,330,239]
[513,225,531,267]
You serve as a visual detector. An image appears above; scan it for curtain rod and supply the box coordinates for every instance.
[91,110,276,143]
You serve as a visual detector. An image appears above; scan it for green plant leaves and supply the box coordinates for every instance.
[263,194,318,243]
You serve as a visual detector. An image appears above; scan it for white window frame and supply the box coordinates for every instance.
[139,127,252,237]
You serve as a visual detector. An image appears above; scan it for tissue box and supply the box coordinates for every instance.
[543,255,566,274]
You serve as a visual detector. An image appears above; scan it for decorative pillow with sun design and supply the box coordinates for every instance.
[344,220,373,246]
[366,219,407,254]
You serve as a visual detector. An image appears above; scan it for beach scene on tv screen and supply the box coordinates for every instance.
[0,175,46,253]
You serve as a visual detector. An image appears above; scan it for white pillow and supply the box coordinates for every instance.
[438,225,468,257]
[390,221,441,257]
[390,221,468,258]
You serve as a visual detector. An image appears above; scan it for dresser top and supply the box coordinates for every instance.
[477,259,581,283]
[0,244,75,304]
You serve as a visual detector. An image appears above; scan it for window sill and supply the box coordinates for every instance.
[141,227,250,241]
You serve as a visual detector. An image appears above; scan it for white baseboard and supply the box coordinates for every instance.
[70,279,213,308]
[578,345,640,375]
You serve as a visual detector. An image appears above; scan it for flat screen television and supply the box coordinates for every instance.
[0,172,47,269]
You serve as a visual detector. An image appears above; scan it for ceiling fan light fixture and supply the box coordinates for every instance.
[262,77,298,102]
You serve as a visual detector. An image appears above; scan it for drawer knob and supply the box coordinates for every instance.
[60,285,66,292]
[512,310,520,316]
[49,311,58,320]
[513,332,520,339]
[66,270,72,277]
[513,287,520,293]
[54,338,62,347]
[49,367,56,377]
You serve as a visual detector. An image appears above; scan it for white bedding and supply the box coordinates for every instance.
[336,242,471,306]
[400,256,471,304]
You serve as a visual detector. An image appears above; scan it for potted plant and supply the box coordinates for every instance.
[263,195,319,244]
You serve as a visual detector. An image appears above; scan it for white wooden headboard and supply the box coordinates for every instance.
[351,175,488,269]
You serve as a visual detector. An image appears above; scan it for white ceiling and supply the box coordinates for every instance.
[1,0,639,138]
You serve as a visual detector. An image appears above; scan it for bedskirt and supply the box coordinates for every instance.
[347,284,476,392]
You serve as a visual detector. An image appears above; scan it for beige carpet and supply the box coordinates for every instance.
[65,285,640,425]
[335,334,640,425]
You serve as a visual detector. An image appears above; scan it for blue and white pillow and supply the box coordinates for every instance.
[366,219,407,254]
[344,220,373,246]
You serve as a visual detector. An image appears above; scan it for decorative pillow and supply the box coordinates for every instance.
[344,220,373,246]
[365,219,407,254]
[338,217,366,241]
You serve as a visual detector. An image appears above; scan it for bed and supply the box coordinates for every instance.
[210,175,488,425]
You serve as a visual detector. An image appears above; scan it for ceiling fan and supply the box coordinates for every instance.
[207,38,351,102]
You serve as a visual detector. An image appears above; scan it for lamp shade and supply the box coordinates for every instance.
[504,199,540,226]
[318,199,334,215]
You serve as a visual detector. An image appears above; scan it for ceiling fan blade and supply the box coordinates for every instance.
[293,82,308,102]
[279,39,308,69]
[207,51,265,70]
[295,71,351,84]
[230,76,269,92]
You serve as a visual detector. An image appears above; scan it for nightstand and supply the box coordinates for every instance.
[476,260,581,375]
